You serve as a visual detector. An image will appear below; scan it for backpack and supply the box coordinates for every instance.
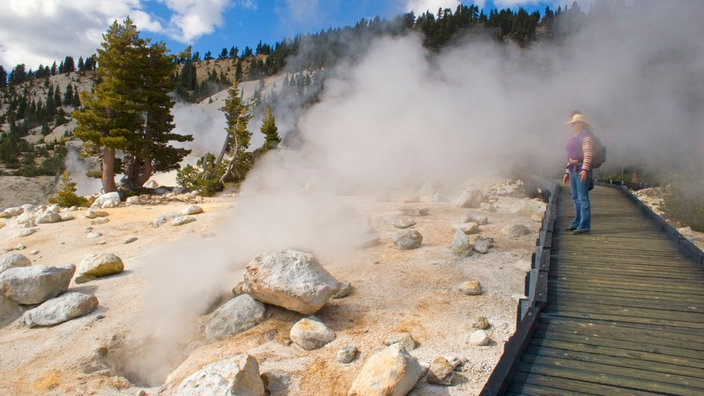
[588,133,606,169]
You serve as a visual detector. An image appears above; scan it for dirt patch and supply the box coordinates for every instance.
[0,182,542,395]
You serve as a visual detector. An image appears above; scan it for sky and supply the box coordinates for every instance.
[0,0,579,71]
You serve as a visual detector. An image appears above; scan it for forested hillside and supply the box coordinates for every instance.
[0,3,594,180]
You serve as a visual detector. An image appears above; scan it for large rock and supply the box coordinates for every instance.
[16,211,37,227]
[75,253,125,284]
[0,264,75,305]
[393,229,423,250]
[0,295,24,328]
[289,317,336,350]
[153,211,179,227]
[92,192,120,208]
[2,207,24,218]
[241,250,339,315]
[36,211,62,224]
[456,189,484,208]
[0,253,31,275]
[205,294,266,341]
[347,343,424,396]
[451,229,473,257]
[176,354,265,396]
[24,292,98,327]
[180,205,204,216]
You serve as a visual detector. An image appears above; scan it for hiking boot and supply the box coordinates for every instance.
[564,226,576,231]
[572,229,590,234]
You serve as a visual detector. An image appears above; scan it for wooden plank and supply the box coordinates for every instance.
[539,317,704,344]
[547,277,704,295]
[547,284,704,303]
[509,370,659,396]
[528,337,704,375]
[517,353,703,394]
[544,310,704,330]
[546,302,704,324]
[547,292,704,314]
[535,325,704,360]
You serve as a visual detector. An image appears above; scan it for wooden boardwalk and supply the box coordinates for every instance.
[483,184,704,395]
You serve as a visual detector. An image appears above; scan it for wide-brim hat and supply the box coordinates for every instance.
[566,113,590,126]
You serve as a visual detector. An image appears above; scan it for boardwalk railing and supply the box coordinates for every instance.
[480,177,560,395]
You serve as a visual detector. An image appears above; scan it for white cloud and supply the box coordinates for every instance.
[0,0,147,69]
[0,0,234,70]
[404,0,461,15]
[159,0,232,43]
[280,0,321,25]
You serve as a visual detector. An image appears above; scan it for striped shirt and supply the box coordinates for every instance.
[565,131,593,173]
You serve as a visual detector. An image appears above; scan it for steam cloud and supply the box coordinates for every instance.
[132,1,704,383]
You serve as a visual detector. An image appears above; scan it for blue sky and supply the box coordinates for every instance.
[0,0,580,71]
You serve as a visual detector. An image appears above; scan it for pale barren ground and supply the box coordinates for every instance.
[0,184,546,396]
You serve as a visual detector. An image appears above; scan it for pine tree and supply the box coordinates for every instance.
[73,18,192,192]
[217,80,253,183]
[259,105,280,152]
[0,65,7,89]
[48,170,90,207]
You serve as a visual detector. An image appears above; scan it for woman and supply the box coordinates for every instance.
[562,112,593,234]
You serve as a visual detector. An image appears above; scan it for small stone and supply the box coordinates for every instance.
[30,250,39,256]
[85,210,109,219]
[399,207,429,217]
[332,280,352,299]
[427,356,454,386]
[473,316,490,330]
[453,222,479,235]
[392,216,416,229]
[124,237,138,244]
[469,330,491,346]
[337,346,358,363]
[290,317,336,350]
[263,329,278,341]
[473,239,491,254]
[503,224,531,238]
[86,232,103,239]
[384,332,416,351]
[19,228,37,238]
[393,229,423,250]
[460,280,482,295]
[90,218,110,225]
[460,213,488,225]
[16,244,26,250]
[180,205,204,216]
[172,216,197,226]
[59,213,75,222]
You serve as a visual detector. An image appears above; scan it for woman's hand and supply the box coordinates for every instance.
[579,170,588,182]
[563,173,569,184]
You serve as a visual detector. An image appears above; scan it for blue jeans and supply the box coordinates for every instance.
[569,169,591,231]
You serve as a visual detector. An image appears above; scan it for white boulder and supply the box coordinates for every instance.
[241,250,339,315]
[24,292,98,327]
